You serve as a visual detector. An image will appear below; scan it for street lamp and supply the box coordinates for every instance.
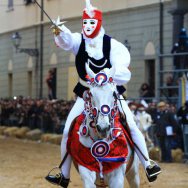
[11,32,39,57]
[11,32,40,98]
[11,32,21,51]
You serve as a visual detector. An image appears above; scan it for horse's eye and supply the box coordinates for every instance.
[90,21,95,25]
[92,107,98,118]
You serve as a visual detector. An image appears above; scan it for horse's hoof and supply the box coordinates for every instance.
[45,173,70,188]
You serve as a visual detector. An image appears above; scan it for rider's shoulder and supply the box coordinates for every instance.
[110,38,129,53]
[72,32,82,41]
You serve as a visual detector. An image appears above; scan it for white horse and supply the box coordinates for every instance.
[66,64,140,188]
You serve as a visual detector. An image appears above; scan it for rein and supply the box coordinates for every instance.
[114,93,149,162]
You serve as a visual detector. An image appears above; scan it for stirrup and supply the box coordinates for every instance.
[145,160,161,181]
[45,166,70,188]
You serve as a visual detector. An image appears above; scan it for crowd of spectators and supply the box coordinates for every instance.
[0,96,74,134]
[129,100,185,162]
[0,96,186,162]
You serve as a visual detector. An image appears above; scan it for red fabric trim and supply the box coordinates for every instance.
[67,114,130,174]
[82,10,102,21]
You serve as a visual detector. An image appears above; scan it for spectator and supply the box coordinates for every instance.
[153,101,179,162]
[177,101,188,150]
[0,101,2,124]
[128,102,139,126]
[139,83,154,103]
[46,68,57,100]
[177,101,188,125]
[171,28,188,79]
[146,102,159,146]
[42,104,54,133]
[136,104,154,149]
[165,75,177,98]
[50,68,57,99]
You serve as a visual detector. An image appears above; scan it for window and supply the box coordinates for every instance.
[7,0,14,11]
[145,59,155,96]
[8,73,13,97]
[24,0,33,6]
[28,71,33,97]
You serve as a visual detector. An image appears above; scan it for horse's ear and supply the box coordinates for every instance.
[85,60,96,78]
[109,66,116,77]
[83,90,90,101]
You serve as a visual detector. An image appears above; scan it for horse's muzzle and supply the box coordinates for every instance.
[96,124,110,137]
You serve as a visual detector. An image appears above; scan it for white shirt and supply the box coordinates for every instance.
[55,26,131,85]
[136,111,153,132]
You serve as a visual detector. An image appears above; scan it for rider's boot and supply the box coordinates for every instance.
[45,140,72,187]
[134,141,161,182]
[45,173,70,188]
[134,140,161,182]
[145,163,161,182]
[45,134,71,187]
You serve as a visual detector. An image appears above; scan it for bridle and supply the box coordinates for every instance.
[83,89,118,123]
[80,74,121,141]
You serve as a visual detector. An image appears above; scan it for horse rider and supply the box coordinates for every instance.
[46,0,161,187]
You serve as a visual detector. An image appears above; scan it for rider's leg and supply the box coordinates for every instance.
[46,97,85,187]
[118,96,161,181]
[118,98,150,166]
[61,97,85,178]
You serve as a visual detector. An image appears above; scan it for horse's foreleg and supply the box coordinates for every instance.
[126,154,140,188]
[78,165,97,188]
[107,164,126,188]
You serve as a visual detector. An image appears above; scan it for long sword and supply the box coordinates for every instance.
[33,0,66,29]
[33,0,55,25]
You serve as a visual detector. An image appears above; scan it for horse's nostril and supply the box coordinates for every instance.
[107,125,111,131]
[96,124,110,133]
[96,125,101,132]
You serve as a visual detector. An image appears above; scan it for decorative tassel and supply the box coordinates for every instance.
[85,0,95,18]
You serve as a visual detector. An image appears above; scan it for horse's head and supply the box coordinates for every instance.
[84,63,118,139]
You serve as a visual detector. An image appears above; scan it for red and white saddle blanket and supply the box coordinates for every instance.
[67,114,133,174]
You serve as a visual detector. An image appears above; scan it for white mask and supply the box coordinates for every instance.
[83,19,98,37]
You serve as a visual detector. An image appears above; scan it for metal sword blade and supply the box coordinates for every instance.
[33,0,55,26]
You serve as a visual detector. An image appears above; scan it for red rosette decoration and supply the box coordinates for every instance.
[101,105,110,116]
[94,73,108,85]
[91,140,110,158]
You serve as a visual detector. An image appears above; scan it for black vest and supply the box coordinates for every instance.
[73,34,126,97]
[73,34,112,97]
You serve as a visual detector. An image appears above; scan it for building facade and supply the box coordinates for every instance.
[0,0,187,100]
